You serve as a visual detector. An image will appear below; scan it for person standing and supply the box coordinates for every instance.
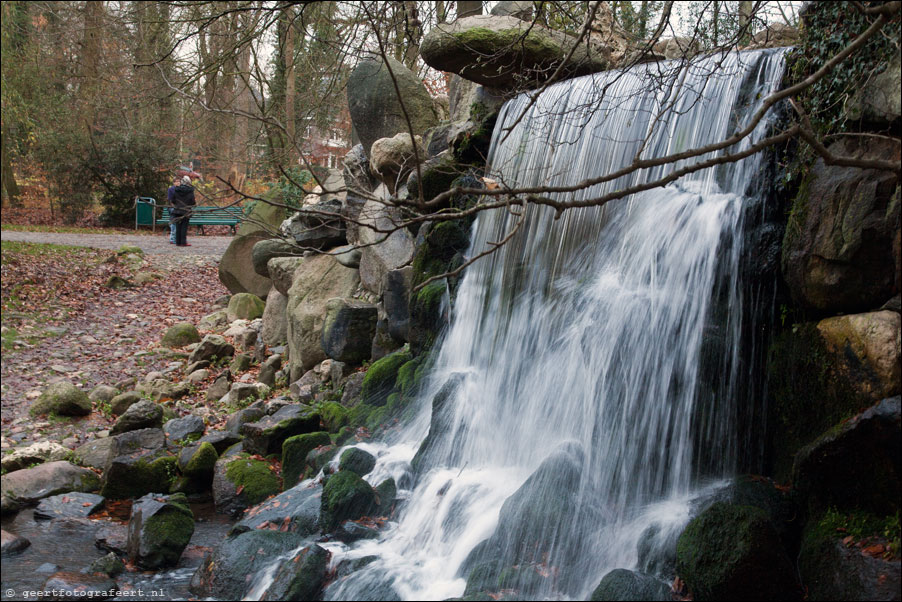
[166,177,179,244]
[171,176,196,247]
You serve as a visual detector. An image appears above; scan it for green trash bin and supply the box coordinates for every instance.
[134,197,158,231]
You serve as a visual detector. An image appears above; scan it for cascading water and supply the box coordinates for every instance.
[263,48,789,601]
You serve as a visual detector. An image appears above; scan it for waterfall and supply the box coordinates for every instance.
[321,48,788,601]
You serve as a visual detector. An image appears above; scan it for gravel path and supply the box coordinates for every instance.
[1,230,232,256]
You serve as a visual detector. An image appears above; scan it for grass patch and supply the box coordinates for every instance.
[2,224,159,236]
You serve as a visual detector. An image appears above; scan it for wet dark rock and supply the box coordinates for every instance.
[411,374,466,472]
[306,444,338,475]
[173,442,219,494]
[240,404,322,456]
[127,492,195,570]
[320,299,378,364]
[41,572,118,601]
[95,523,128,556]
[589,569,672,601]
[197,430,242,454]
[2,461,100,514]
[164,414,206,442]
[86,552,125,577]
[282,432,332,489]
[230,481,322,537]
[375,478,397,517]
[189,530,306,598]
[259,543,330,601]
[383,267,413,342]
[334,519,381,544]
[100,428,176,500]
[212,453,281,517]
[339,447,376,477]
[1,529,30,556]
[34,492,105,520]
[110,400,163,435]
[676,502,799,601]
[320,470,378,532]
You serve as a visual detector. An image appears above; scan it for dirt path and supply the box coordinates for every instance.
[0,230,232,256]
[1,230,232,451]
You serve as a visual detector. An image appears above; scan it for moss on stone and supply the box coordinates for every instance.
[335,426,355,446]
[318,402,349,432]
[339,447,376,477]
[30,382,92,417]
[361,348,412,405]
[320,470,377,531]
[366,407,389,432]
[101,455,177,499]
[396,358,422,398]
[183,442,218,478]
[282,432,331,489]
[161,322,201,348]
[225,453,281,505]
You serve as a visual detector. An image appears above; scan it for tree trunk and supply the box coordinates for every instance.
[1,126,21,207]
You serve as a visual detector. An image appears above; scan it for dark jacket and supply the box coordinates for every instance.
[171,184,196,218]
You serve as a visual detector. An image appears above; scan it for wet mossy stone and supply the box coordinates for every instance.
[411,221,471,285]
[189,530,306,599]
[2,462,101,514]
[675,502,799,601]
[360,348,412,406]
[318,401,349,432]
[339,447,376,477]
[589,569,672,601]
[282,432,332,489]
[87,552,125,577]
[100,429,177,499]
[178,442,219,479]
[227,292,266,321]
[306,444,338,475]
[34,492,105,520]
[30,381,92,417]
[409,279,449,355]
[127,492,195,570]
[375,478,396,516]
[258,543,330,601]
[212,453,281,517]
[320,298,379,364]
[161,322,201,348]
[230,481,322,537]
[320,470,378,532]
[197,430,242,455]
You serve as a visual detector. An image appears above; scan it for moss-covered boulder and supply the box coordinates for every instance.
[127,493,195,570]
[589,569,672,601]
[374,478,397,517]
[339,447,376,477]
[240,405,322,456]
[189,530,306,599]
[361,348,412,405]
[793,396,900,517]
[30,381,92,417]
[161,322,201,348]
[320,470,378,532]
[282,432,332,489]
[100,429,178,500]
[173,442,219,493]
[675,502,799,601]
[318,401,349,432]
[227,293,266,322]
[306,444,338,475]
[258,543,330,600]
[212,453,281,517]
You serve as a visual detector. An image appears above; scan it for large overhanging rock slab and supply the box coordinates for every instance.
[420,15,611,89]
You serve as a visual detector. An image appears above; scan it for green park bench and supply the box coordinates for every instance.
[134,196,243,235]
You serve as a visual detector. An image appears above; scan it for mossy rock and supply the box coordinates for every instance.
[128,493,195,570]
[181,442,219,479]
[105,275,133,289]
[409,279,448,355]
[161,323,201,348]
[223,453,280,506]
[374,478,396,516]
[411,221,470,287]
[339,447,376,477]
[31,382,92,417]
[101,455,178,499]
[320,470,378,532]
[675,502,799,601]
[229,353,253,374]
[360,348,412,405]
[227,293,265,321]
[766,323,870,481]
[282,432,331,490]
[117,245,144,256]
[305,444,338,474]
[318,402,349,432]
[589,569,672,601]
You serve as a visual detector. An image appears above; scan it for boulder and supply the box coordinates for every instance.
[41,572,118,601]
[1,441,71,473]
[127,493,195,569]
[420,15,611,89]
[163,414,205,442]
[361,348,412,406]
[331,244,362,269]
[227,293,265,323]
[220,382,269,409]
[1,529,31,556]
[268,256,305,296]
[240,404,322,456]
[341,372,366,406]
[251,238,301,278]
[342,193,369,246]
[846,50,901,126]
[262,287,289,346]
[258,543,330,601]
[793,396,900,516]
[338,447,376,477]
[88,385,118,404]
[144,379,191,402]
[197,431,242,455]
[34,492,105,519]
[30,381,92,417]
[369,133,423,192]
[87,552,125,577]
[110,400,163,435]
[320,298,378,364]
[782,137,900,314]
[319,470,378,532]
[286,254,361,377]
[198,309,230,332]
[74,438,115,470]
[2,462,100,514]
[280,199,346,249]
[675,502,798,601]
[357,194,416,295]
[230,481,322,536]
[188,334,235,364]
[282,432,332,489]
[816,311,901,400]
[589,569,672,601]
[189,530,306,599]
[206,371,233,401]
[406,150,461,205]
[173,442,218,493]
[347,55,439,160]
[343,144,377,196]
[225,407,266,435]
[212,453,281,517]
[100,429,176,499]
[109,391,142,416]
[219,200,286,297]
[229,352,253,374]
[161,322,201,348]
